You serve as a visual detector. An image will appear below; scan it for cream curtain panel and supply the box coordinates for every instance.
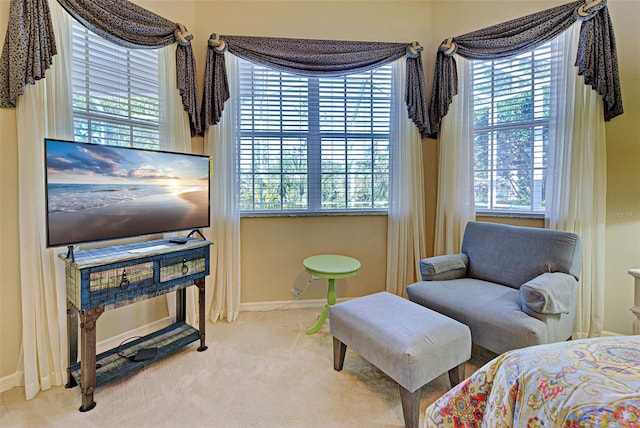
[203,53,241,323]
[547,23,607,338]
[159,44,200,325]
[433,56,475,256]
[1,0,201,135]
[385,58,427,296]
[15,0,73,400]
[159,45,193,154]
[428,0,622,135]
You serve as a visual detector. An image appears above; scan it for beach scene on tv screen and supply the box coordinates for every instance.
[46,141,209,246]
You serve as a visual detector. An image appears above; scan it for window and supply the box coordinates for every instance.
[237,59,392,215]
[472,42,553,215]
[71,19,160,149]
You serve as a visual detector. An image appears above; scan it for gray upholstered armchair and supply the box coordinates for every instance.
[406,221,582,355]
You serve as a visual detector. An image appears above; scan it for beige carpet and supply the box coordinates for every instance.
[1,308,486,428]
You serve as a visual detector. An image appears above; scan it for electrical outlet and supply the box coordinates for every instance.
[311,275,319,280]
[291,288,302,297]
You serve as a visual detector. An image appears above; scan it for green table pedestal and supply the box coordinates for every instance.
[302,254,361,335]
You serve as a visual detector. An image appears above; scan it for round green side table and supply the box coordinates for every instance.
[303,254,361,335]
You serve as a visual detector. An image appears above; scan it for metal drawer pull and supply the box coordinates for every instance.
[181,259,189,275]
[119,270,130,289]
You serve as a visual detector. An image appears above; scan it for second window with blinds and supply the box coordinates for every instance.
[237,59,392,216]
[70,19,160,150]
[472,41,553,215]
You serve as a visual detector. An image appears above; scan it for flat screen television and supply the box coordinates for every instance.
[45,138,211,248]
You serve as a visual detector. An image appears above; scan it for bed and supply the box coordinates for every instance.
[424,336,640,427]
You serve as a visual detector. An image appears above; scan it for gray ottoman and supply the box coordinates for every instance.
[329,292,471,428]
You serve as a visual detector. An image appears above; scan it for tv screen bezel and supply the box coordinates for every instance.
[44,138,211,248]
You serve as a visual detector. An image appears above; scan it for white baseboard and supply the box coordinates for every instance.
[239,297,350,312]
[95,316,174,354]
[0,372,21,394]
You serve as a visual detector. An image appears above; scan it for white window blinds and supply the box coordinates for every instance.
[71,19,160,149]
[238,58,391,214]
[472,42,554,214]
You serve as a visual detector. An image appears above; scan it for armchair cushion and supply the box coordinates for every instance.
[461,221,583,289]
[520,272,577,315]
[407,278,547,354]
[419,253,468,281]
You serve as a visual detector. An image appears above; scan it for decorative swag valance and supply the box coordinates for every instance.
[201,35,430,137]
[429,0,623,135]
[0,0,201,136]
[1,0,623,140]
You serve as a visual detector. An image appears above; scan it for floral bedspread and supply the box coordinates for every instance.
[425,336,640,427]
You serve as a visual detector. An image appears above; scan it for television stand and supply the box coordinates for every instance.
[59,238,213,412]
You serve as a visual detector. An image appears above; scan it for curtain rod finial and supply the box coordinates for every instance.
[208,34,227,53]
[407,41,423,58]
[438,37,457,56]
[576,0,606,19]
[174,23,193,46]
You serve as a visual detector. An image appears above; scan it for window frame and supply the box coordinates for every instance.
[471,42,554,218]
[236,59,393,217]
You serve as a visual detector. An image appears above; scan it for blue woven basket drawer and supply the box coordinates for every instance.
[83,262,156,307]
[89,262,154,292]
[159,250,207,282]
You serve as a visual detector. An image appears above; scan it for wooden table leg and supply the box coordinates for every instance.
[448,363,465,387]
[79,306,103,412]
[176,288,186,323]
[399,385,419,428]
[332,337,347,371]
[66,302,78,388]
[195,278,208,352]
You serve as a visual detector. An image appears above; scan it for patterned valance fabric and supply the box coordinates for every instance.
[1,0,201,136]
[56,0,177,48]
[575,5,622,122]
[202,35,430,137]
[429,0,623,135]
[0,0,56,108]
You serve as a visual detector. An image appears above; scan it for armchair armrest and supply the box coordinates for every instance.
[419,253,468,281]
[520,272,577,315]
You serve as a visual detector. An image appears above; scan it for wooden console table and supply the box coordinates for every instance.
[59,237,212,411]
